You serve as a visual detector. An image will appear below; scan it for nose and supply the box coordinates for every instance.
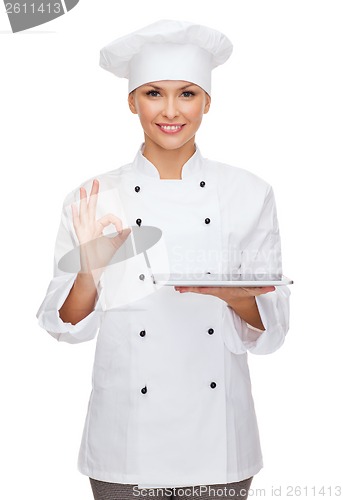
[162,96,180,120]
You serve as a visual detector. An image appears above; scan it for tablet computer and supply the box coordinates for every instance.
[152,273,293,287]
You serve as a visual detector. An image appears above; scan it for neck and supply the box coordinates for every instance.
[142,137,196,179]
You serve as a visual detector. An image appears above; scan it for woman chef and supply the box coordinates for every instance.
[37,19,291,500]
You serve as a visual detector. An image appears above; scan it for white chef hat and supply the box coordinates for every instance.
[99,19,233,96]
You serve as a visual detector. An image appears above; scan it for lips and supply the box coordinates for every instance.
[156,124,185,134]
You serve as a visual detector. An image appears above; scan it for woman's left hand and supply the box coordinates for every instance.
[174,285,275,305]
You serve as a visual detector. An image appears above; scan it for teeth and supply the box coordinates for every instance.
[160,125,182,130]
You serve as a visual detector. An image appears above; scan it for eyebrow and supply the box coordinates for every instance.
[145,83,196,90]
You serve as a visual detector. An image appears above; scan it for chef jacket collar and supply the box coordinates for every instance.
[132,142,203,179]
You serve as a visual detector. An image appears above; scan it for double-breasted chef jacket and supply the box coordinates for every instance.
[37,142,291,489]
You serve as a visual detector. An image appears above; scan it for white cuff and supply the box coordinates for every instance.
[246,286,291,354]
[245,323,265,333]
[36,274,103,344]
[220,286,290,355]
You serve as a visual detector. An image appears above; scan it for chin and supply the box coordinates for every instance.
[159,141,187,151]
[149,135,194,151]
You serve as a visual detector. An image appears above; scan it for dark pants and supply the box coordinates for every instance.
[89,476,253,499]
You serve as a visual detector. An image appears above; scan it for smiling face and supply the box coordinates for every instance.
[128,80,211,152]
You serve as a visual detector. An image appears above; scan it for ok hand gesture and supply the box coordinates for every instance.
[71,179,131,281]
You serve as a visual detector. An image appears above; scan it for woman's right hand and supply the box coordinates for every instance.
[71,179,131,280]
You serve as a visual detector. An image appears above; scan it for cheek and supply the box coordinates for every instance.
[182,100,205,122]
[137,102,159,124]
[187,106,205,124]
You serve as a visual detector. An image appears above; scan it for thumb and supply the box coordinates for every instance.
[110,227,132,246]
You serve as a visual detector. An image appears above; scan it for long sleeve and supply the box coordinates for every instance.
[36,193,104,344]
[221,185,291,355]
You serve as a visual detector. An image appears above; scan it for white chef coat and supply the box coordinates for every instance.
[37,143,290,489]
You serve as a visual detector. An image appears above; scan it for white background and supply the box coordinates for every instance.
[1,1,342,498]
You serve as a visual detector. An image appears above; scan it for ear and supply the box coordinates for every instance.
[128,91,138,114]
[203,93,211,114]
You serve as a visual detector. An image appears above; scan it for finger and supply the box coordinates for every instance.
[114,227,132,244]
[79,187,88,224]
[242,286,275,295]
[71,203,80,231]
[257,286,275,294]
[95,214,125,237]
[175,286,205,293]
[88,179,99,221]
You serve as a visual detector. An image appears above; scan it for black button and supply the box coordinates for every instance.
[205,218,211,224]
[136,218,142,226]
[135,186,141,192]
[210,382,217,389]
[200,181,206,187]
[208,328,214,335]
[141,386,147,394]
[140,330,146,337]
[139,274,145,281]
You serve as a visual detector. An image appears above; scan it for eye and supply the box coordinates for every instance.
[146,90,160,97]
[182,91,195,97]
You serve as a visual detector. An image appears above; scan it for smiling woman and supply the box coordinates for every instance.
[37,18,291,500]
[127,80,211,178]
